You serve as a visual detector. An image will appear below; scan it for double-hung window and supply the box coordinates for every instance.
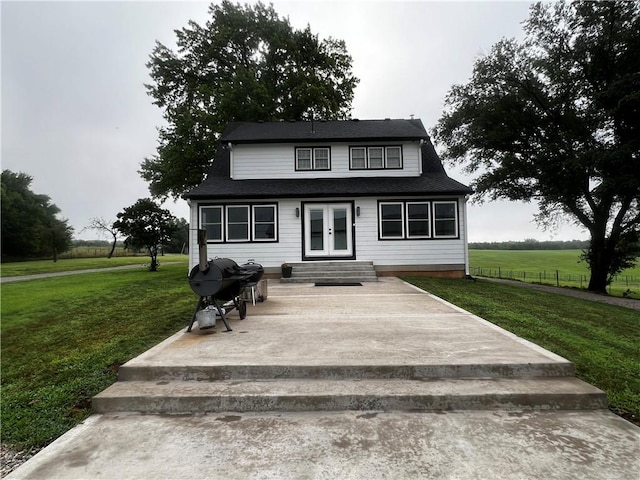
[201,206,223,242]
[386,146,402,168]
[433,201,458,238]
[200,204,278,243]
[253,205,277,241]
[379,203,404,238]
[406,202,430,238]
[350,146,403,169]
[350,147,366,169]
[296,147,330,171]
[226,206,250,242]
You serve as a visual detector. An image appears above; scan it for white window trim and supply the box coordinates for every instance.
[350,145,403,170]
[200,205,223,242]
[252,204,278,242]
[379,202,405,239]
[406,201,431,239]
[225,205,250,242]
[350,147,366,169]
[385,146,402,168]
[296,147,330,171]
[433,201,459,238]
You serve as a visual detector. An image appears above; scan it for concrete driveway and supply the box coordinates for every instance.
[7,278,639,479]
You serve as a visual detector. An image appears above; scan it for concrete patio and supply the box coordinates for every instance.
[8,277,639,479]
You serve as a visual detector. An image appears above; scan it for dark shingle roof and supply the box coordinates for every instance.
[221,119,430,144]
[185,140,473,200]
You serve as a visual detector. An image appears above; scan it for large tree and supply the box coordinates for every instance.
[434,1,640,293]
[113,198,179,271]
[141,0,359,199]
[1,170,74,260]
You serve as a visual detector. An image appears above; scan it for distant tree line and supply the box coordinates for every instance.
[469,239,590,250]
[1,170,74,262]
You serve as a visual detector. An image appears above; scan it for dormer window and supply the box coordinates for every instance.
[350,146,403,170]
[295,147,331,171]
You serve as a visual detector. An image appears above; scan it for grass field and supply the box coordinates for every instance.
[1,263,194,449]
[404,276,639,425]
[469,249,640,298]
[0,254,188,277]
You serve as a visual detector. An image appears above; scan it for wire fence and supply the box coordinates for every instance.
[470,266,640,297]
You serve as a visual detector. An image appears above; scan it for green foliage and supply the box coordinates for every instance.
[404,277,640,424]
[1,264,194,449]
[141,0,359,199]
[164,217,189,253]
[1,170,74,260]
[112,199,179,271]
[434,1,640,293]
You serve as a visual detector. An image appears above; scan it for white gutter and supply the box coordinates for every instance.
[228,142,234,179]
[463,195,470,276]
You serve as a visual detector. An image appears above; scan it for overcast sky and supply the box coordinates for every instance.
[2,0,589,242]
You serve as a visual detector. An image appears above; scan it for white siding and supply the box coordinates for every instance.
[189,196,468,271]
[231,142,421,180]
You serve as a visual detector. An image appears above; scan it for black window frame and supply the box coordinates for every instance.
[378,199,459,240]
[349,145,403,170]
[199,203,279,244]
[295,147,331,171]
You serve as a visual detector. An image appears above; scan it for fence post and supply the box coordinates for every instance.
[498,267,501,279]
[556,270,560,287]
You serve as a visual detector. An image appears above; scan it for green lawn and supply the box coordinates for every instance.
[1,263,195,449]
[0,254,188,277]
[469,249,640,298]
[404,276,640,425]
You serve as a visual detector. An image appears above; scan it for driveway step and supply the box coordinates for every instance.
[117,362,576,382]
[93,377,606,414]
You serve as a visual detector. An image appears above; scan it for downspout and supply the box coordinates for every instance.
[418,139,424,175]
[463,195,470,277]
[228,142,234,179]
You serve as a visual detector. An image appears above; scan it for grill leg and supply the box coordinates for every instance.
[187,297,205,332]
[213,299,233,332]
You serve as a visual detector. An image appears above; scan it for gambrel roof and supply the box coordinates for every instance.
[185,119,473,200]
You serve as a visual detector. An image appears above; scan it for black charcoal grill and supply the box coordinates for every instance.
[187,258,262,332]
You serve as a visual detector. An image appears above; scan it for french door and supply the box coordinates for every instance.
[303,203,353,258]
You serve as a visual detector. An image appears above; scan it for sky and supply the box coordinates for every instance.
[1,0,590,242]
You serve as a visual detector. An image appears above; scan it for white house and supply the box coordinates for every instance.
[185,119,473,278]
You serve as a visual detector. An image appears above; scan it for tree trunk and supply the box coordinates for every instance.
[586,232,611,294]
[149,246,158,271]
[108,232,117,259]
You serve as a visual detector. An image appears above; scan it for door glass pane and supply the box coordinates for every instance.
[333,209,347,250]
[310,209,324,251]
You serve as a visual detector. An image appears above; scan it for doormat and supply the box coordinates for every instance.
[315,282,362,287]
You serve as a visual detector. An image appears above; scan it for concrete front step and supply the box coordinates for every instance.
[281,261,378,284]
[281,276,378,284]
[92,377,607,414]
[117,362,576,382]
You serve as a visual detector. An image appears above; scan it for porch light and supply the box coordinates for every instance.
[295,207,300,217]
[356,206,360,217]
